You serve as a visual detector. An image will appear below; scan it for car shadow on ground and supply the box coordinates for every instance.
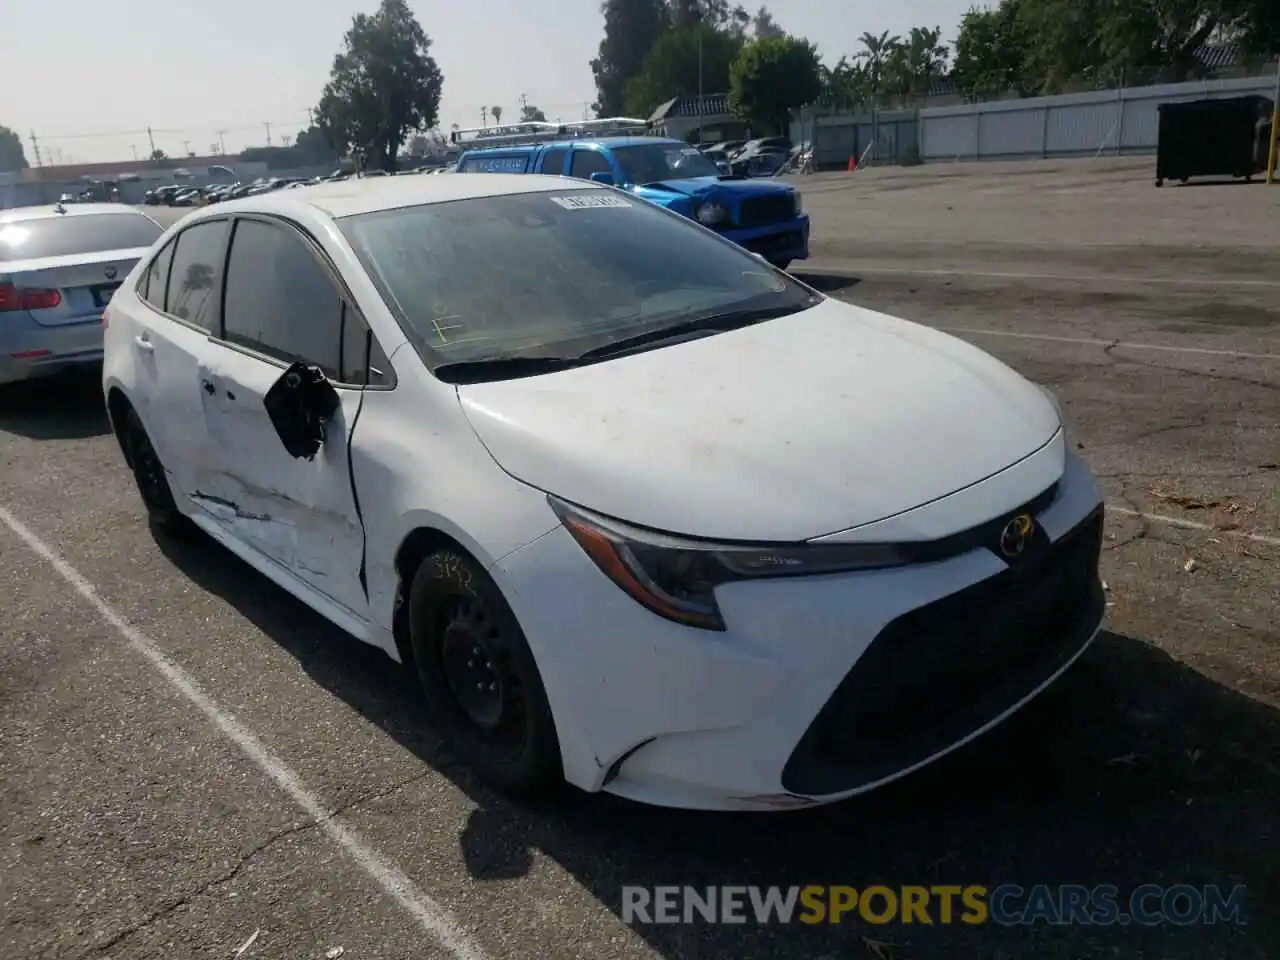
[155,532,1280,960]
[0,367,110,440]
[790,271,864,294]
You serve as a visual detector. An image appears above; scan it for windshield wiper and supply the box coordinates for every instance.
[576,304,804,362]
[432,355,583,384]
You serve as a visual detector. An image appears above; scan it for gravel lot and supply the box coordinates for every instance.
[3,158,1277,960]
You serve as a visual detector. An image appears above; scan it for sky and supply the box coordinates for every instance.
[1,0,975,165]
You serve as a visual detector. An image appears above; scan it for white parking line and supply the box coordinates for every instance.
[937,327,1280,361]
[0,505,487,960]
[1107,505,1280,547]
[803,264,1280,289]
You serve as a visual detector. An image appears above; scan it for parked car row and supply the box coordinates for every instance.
[699,137,798,177]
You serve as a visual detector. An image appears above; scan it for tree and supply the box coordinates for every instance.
[883,26,949,100]
[0,126,27,173]
[491,106,503,124]
[729,35,823,134]
[820,55,873,109]
[520,103,549,122]
[150,148,168,162]
[751,5,784,38]
[316,0,443,172]
[953,1,1035,99]
[623,22,745,116]
[590,0,669,116]
[856,30,901,96]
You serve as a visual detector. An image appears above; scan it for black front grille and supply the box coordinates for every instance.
[736,194,795,229]
[781,506,1106,796]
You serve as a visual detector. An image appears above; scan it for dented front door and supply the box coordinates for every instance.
[194,345,369,619]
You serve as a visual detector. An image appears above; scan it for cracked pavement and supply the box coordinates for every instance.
[1,159,1278,959]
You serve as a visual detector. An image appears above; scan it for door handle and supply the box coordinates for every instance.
[134,335,155,353]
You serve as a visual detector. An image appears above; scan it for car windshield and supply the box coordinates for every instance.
[0,213,162,260]
[340,188,816,369]
[612,144,720,183]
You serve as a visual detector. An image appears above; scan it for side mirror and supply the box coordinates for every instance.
[263,361,340,461]
[589,171,614,185]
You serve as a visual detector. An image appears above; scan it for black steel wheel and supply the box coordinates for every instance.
[122,407,193,537]
[408,549,562,795]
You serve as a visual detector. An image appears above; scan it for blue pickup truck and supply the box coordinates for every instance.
[455,136,809,269]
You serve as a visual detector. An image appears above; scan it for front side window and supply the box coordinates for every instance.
[0,213,163,260]
[339,188,818,371]
[612,144,719,184]
[166,219,229,330]
[222,219,344,377]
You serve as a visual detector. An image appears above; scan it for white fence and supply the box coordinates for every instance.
[921,73,1277,162]
[792,70,1277,168]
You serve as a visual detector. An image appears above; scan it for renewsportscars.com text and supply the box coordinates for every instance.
[622,884,1248,927]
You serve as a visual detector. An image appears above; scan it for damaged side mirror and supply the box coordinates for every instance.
[263,361,340,460]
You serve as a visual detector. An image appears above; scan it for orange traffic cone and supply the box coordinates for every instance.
[847,155,857,172]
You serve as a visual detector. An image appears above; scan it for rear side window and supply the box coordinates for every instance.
[539,149,567,174]
[569,149,612,179]
[0,213,163,260]
[140,238,176,310]
[166,219,230,330]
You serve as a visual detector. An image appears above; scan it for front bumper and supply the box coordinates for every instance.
[492,451,1105,811]
[720,214,809,264]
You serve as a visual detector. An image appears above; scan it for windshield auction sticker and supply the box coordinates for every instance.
[549,194,632,210]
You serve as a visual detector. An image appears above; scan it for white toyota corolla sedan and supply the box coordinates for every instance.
[102,173,1106,812]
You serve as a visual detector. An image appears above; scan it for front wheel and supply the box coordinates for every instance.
[407,550,562,796]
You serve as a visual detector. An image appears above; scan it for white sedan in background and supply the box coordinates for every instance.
[101,174,1106,812]
[1,203,163,385]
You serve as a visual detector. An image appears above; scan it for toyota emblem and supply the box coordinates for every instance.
[998,513,1035,559]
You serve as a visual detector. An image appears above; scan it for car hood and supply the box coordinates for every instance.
[632,176,792,200]
[457,298,1062,542]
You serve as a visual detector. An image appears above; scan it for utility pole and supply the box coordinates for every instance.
[182,140,190,156]
[130,144,138,160]
[217,130,227,155]
[481,107,488,127]
[520,92,529,116]
[147,126,157,158]
[29,130,42,167]
[264,121,272,146]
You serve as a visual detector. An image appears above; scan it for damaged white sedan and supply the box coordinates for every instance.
[102,174,1106,812]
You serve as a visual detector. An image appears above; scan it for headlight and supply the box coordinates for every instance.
[792,191,803,216]
[550,498,910,631]
[694,201,729,227]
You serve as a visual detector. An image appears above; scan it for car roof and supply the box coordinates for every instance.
[462,136,683,157]
[0,202,149,223]
[189,172,605,220]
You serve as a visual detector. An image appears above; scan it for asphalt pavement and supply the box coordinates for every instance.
[2,158,1277,959]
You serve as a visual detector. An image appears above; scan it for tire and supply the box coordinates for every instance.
[122,406,195,538]
[1155,178,1163,187]
[407,549,562,796]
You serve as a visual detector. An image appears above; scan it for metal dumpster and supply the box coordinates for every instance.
[1155,95,1274,187]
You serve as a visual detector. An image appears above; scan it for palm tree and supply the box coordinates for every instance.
[857,30,901,98]
[491,106,503,125]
